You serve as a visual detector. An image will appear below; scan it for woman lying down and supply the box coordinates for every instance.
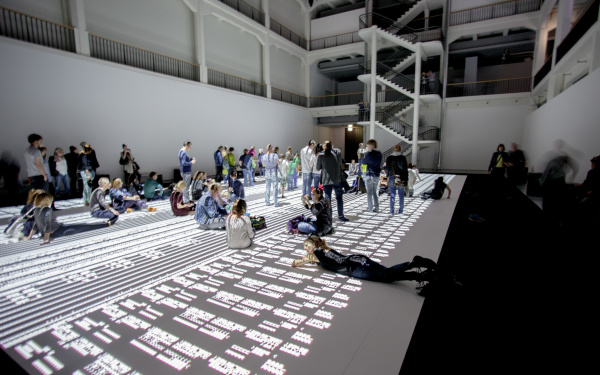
[292,235,439,291]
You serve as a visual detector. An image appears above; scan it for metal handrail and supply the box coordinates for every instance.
[556,0,599,64]
[449,0,542,26]
[272,87,308,107]
[0,6,75,52]
[89,34,200,82]
[270,18,307,49]
[375,110,413,139]
[207,68,266,97]
[218,0,265,26]
[447,77,531,97]
[359,12,419,43]
[310,31,361,50]
[361,61,416,93]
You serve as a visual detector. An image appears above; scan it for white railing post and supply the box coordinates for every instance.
[68,0,90,56]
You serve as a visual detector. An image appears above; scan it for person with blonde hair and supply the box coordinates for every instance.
[5,189,45,240]
[195,183,228,229]
[298,186,332,236]
[226,199,255,249]
[291,235,438,287]
[90,177,119,225]
[109,178,156,213]
[32,193,109,244]
[170,181,195,216]
[50,147,70,196]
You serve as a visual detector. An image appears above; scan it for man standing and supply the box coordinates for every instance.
[24,134,48,192]
[214,146,224,183]
[386,144,408,215]
[65,146,79,195]
[226,147,236,180]
[363,139,382,213]
[300,140,316,196]
[239,149,254,187]
[263,144,279,207]
[508,143,526,184]
[316,141,349,222]
[179,141,195,203]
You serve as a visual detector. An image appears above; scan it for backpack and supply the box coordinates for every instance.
[356,176,367,193]
[287,215,307,232]
[5,206,35,238]
[250,216,266,230]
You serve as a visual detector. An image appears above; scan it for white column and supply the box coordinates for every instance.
[68,0,90,56]
[263,35,271,98]
[369,27,377,140]
[189,0,208,83]
[424,7,430,31]
[555,0,574,45]
[262,0,270,29]
[412,45,422,165]
[304,61,310,100]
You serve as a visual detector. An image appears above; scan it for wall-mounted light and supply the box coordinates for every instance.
[347,124,353,131]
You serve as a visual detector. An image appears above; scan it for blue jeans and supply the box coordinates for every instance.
[298,220,317,234]
[182,172,192,203]
[243,169,254,187]
[265,174,279,206]
[286,175,294,190]
[312,173,321,190]
[293,169,297,188]
[81,170,95,204]
[54,173,70,195]
[302,172,313,196]
[91,209,119,225]
[323,182,345,219]
[364,175,379,212]
[259,166,265,177]
[389,184,405,214]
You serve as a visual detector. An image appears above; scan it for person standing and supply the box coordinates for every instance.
[80,141,100,175]
[214,146,224,183]
[24,134,48,192]
[508,143,526,184]
[257,148,265,178]
[120,144,134,185]
[65,146,79,195]
[363,139,383,213]
[263,144,279,207]
[488,144,510,179]
[51,148,70,197]
[179,141,196,203]
[311,143,323,189]
[357,142,366,176]
[386,144,408,214]
[316,141,348,221]
[357,100,365,121]
[239,149,254,187]
[300,140,316,197]
[78,145,97,206]
[226,147,236,180]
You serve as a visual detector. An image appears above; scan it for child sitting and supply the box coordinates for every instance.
[378,169,389,196]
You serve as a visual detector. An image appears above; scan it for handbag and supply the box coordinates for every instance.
[250,216,266,230]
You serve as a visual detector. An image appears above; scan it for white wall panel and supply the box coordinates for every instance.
[270,46,305,94]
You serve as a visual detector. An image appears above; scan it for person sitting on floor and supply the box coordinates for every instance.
[110,178,156,213]
[291,235,438,290]
[228,169,245,201]
[90,177,119,225]
[421,176,451,200]
[298,186,333,236]
[348,159,359,176]
[226,199,255,249]
[189,171,212,201]
[195,183,228,230]
[32,193,110,244]
[378,168,389,196]
[170,181,195,216]
[143,172,169,201]
[128,174,144,197]
[5,189,45,240]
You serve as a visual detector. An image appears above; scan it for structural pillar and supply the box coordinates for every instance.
[68,0,90,56]
[424,7,430,31]
[262,0,270,29]
[186,0,208,83]
[369,26,377,140]
[263,34,271,98]
[412,45,422,165]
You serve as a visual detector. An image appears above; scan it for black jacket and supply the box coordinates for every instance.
[488,151,509,172]
[305,198,332,236]
[386,152,408,182]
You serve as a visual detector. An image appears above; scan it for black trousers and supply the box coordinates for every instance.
[215,165,223,182]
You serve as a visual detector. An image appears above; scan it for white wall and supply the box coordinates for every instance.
[0,0,66,24]
[522,67,600,182]
[84,0,195,63]
[270,0,305,37]
[270,46,305,94]
[441,97,530,171]
[0,37,314,181]
[204,14,263,82]
[310,8,364,40]
[310,62,335,96]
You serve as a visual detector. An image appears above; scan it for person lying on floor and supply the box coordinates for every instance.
[226,199,255,249]
[170,181,195,216]
[109,178,156,213]
[195,183,228,230]
[291,235,438,286]
[32,193,110,244]
[90,177,119,225]
[298,186,333,236]
[421,176,451,200]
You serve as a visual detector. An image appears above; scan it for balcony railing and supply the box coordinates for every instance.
[0,6,75,52]
[447,77,531,97]
[310,92,364,107]
[89,34,200,82]
[450,0,542,26]
[310,31,361,50]
[270,18,307,49]
[533,57,552,87]
[207,68,266,97]
[272,87,308,107]
[218,0,265,26]
[556,0,599,64]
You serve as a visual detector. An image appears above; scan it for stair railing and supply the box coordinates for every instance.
[359,12,419,43]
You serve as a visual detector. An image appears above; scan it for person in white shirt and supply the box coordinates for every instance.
[278,154,289,199]
[407,163,422,197]
[51,148,70,196]
[348,159,359,175]
[300,140,316,196]
[226,199,255,249]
